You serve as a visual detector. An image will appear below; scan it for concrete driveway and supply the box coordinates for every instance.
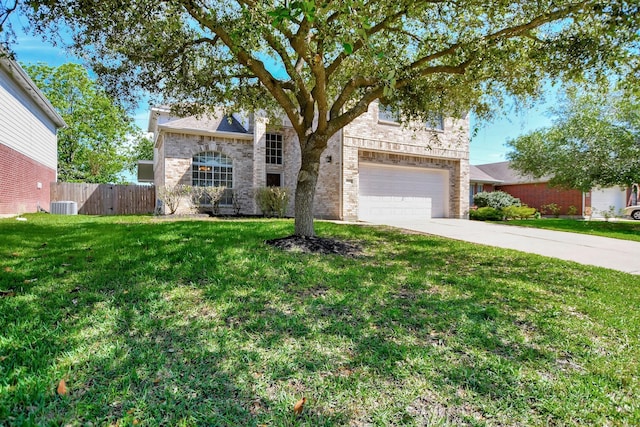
[373,219,640,275]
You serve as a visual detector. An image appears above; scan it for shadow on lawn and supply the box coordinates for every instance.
[0,217,632,425]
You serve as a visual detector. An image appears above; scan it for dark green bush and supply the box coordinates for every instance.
[473,191,521,210]
[469,207,503,221]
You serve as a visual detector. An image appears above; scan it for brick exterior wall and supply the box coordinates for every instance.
[496,183,583,215]
[0,143,55,215]
[155,102,470,220]
[339,102,469,220]
[157,132,255,215]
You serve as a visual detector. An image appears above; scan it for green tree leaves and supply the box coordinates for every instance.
[507,89,640,191]
[22,63,138,183]
[8,1,640,234]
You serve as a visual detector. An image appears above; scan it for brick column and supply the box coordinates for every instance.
[252,117,268,213]
[457,157,470,218]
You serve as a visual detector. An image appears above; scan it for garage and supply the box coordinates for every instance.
[358,163,449,222]
[590,187,627,218]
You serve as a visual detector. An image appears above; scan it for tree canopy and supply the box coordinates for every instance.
[507,89,640,192]
[5,1,639,234]
[22,63,139,183]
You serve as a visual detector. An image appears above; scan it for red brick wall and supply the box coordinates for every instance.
[496,183,583,215]
[0,144,56,215]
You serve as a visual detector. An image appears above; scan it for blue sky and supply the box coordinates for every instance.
[7,28,557,165]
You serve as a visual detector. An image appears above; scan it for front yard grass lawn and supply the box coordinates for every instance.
[1,214,639,426]
[503,218,640,242]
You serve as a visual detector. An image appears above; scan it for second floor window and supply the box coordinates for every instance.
[426,114,444,131]
[266,133,283,164]
[378,104,399,123]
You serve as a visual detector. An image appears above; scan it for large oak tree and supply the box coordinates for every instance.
[3,1,639,235]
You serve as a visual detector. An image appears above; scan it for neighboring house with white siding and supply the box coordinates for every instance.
[0,52,66,216]
[149,101,470,221]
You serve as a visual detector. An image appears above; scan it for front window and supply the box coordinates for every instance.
[266,133,283,165]
[192,151,233,204]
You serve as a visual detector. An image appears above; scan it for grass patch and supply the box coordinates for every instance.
[503,218,640,242]
[1,214,639,426]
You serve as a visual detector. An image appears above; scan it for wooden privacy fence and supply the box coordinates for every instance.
[51,182,156,215]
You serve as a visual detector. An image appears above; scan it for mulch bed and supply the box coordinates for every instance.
[265,235,363,257]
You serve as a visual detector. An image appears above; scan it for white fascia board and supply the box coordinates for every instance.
[0,53,66,129]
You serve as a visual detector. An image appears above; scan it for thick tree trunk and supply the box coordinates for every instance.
[294,149,322,237]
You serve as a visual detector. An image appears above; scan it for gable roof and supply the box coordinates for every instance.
[469,165,503,184]
[151,106,254,140]
[161,114,249,134]
[472,161,548,185]
[0,50,66,129]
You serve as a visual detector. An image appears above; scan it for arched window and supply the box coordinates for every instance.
[192,151,233,204]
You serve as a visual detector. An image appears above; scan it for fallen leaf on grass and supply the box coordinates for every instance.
[293,397,306,415]
[11,252,19,257]
[3,267,12,272]
[57,379,68,396]
[24,278,38,284]
[0,290,15,297]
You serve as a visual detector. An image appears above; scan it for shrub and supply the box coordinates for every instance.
[601,205,617,222]
[254,187,290,217]
[469,206,503,221]
[473,191,521,210]
[157,184,191,214]
[502,205,537,220]
[202,186,227,214]
[541,203,561,217]
[189,186,205,208]
[232,191,242,215]
[567,205,578,217]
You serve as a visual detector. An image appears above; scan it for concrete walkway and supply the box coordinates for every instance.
[373,219,640,275]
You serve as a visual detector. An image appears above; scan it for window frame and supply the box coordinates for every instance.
[425,114,445,131]
[378,104,400,124]
[265,133,283,165]
[266,172,282,187]
[192,151,233,205]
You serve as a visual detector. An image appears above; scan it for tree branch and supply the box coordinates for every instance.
[177,0,305,135]
[326,7,408,77]
[327,86,385,136]
[330,76,380,119]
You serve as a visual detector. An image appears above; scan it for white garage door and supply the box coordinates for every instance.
[591,187,628,217]
[358,163,449,222]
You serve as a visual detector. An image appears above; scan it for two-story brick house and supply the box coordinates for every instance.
[148,101,470,221]
[0,52,66,216]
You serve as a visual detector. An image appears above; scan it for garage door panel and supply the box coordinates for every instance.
[358,163,448,222]
[359,196,432,222]
[591,187,627,217]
